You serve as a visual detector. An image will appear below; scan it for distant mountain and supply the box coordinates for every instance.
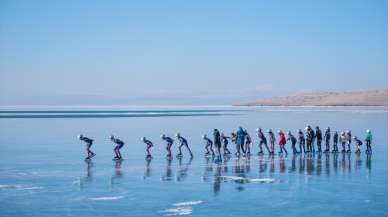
[236,90,388,106]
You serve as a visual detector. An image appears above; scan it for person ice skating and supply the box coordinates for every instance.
[287,131,298,154]
[305,127,313,153]
[244,130,252,156]
[333,131,339,152]
[231,132,237,143]
[161,134,174,159]
[110,135,124,160]
[340,131,347,153]
[236,127,246,156]
[309,126,316,153]
[323,127,331,153]
[141,137,153,159]
[257,128,270,155]
[176,133,193,158]
[346,130,352,153]
[278,130,288,155]
[213,129,222,162]
[297,129,306,154]
[231,132,239,155]
[315,126,322,153]
[78,134,95,160]
[365,129,373,154]
[268,129,276,154]
[353,136,363,154]
[221,133,231,155]
[202,134,214,155]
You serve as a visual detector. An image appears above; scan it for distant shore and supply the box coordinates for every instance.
[235,90,388,106]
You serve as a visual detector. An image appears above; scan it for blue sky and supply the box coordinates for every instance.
[0,0,387,105]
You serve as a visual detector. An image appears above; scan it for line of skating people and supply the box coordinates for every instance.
[78,133,193,161]
[78,127,373,161]
[228,126,373,157]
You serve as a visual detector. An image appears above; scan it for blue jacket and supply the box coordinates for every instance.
[236,128,246,145]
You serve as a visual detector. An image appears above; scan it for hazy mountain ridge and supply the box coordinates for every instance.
[236,90,388,106]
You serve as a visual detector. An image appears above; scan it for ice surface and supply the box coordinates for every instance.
[0,106,387,217]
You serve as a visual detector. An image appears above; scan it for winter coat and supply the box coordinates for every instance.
[236,128,246,146]
[365,132,373,142]
[278,132,286,146]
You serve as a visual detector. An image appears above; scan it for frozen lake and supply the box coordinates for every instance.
[0,106,387,217]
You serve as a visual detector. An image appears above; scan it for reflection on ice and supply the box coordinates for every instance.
[200,153,372,190]
[110,160,124,187]
[143,158,152,180]
[176,157,193,182]
[156,156,195,182]
[161,159,174,181]
[78,159,93,190]
[76,153,373,196]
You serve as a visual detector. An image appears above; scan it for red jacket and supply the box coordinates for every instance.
[279,132,286,146]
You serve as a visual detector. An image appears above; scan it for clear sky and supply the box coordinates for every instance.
[1,0,387,105]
